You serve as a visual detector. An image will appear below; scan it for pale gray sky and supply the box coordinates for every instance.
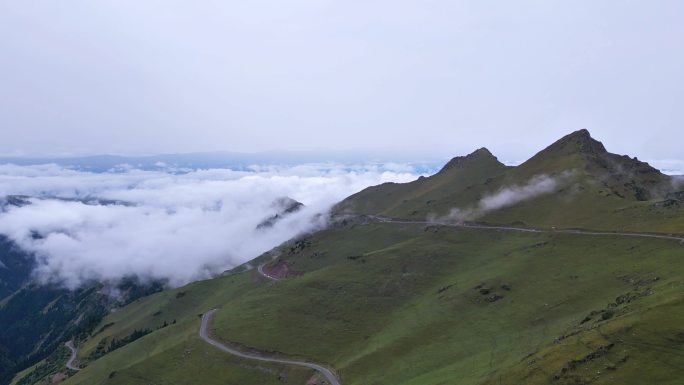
[0,1,682,162]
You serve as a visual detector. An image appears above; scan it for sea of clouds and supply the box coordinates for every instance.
[0,163,421,288]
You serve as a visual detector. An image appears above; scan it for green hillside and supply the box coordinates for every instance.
[14,130,684,385]
[336,129,683,233]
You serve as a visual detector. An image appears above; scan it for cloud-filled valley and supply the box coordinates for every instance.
[0,163,420,288]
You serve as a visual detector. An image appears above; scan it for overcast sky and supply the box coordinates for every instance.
[0,1,682,163]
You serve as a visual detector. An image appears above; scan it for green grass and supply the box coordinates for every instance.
[66,317,312,385]
[61,221,684,385]
[212,225,684,384]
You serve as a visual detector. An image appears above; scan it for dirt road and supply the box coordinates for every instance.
[65,340,80,371]
[199,309,341,385]
[368,216,684,243]
[257,263,280,281]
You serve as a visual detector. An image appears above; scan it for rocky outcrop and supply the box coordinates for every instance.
[256,197,304,229]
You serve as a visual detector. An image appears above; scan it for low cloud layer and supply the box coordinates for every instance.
[648,159,684,176]
[0,163,419,288]
[433,174,570,223]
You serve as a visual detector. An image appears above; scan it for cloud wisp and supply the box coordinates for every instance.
[0,163,420,288]
[431,173,571,223]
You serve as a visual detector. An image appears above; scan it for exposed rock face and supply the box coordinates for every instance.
[256,197,305,229]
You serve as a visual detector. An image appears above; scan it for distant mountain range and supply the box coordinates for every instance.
[0,151,445,173]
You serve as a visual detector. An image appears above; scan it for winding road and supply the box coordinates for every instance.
[257,216,681,285]
[199,309,341,385]
[257,263,280,281]
[65,340,80,371]
[368,216,684,243]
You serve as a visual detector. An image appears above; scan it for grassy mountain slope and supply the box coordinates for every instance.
[14,130,684,385]
[336,130,682,233]
[57,221,684,385]
[483,130,680,232]
[334,148,510,219]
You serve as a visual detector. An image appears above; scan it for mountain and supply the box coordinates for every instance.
[7,130,684,385]
[0,151,443,173]
[516,129,669,194]
[336,129,681,233]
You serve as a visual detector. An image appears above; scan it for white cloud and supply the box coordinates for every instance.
[479,175,560,212]
[432,173,571,223]
[0,163,419,288]
[648,159,684,176]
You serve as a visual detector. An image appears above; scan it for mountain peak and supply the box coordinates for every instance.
[521,129,608,169]
[470,147,494,157]
[570,128,591,137]
[518,129,671,201]
[549,128,607,156]
[438,147,503,173]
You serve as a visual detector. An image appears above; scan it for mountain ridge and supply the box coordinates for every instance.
[336,129,680,232]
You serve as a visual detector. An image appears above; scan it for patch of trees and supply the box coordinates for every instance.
[89,320,176,360]
[16,345,73,385]
[107,328,152,352]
